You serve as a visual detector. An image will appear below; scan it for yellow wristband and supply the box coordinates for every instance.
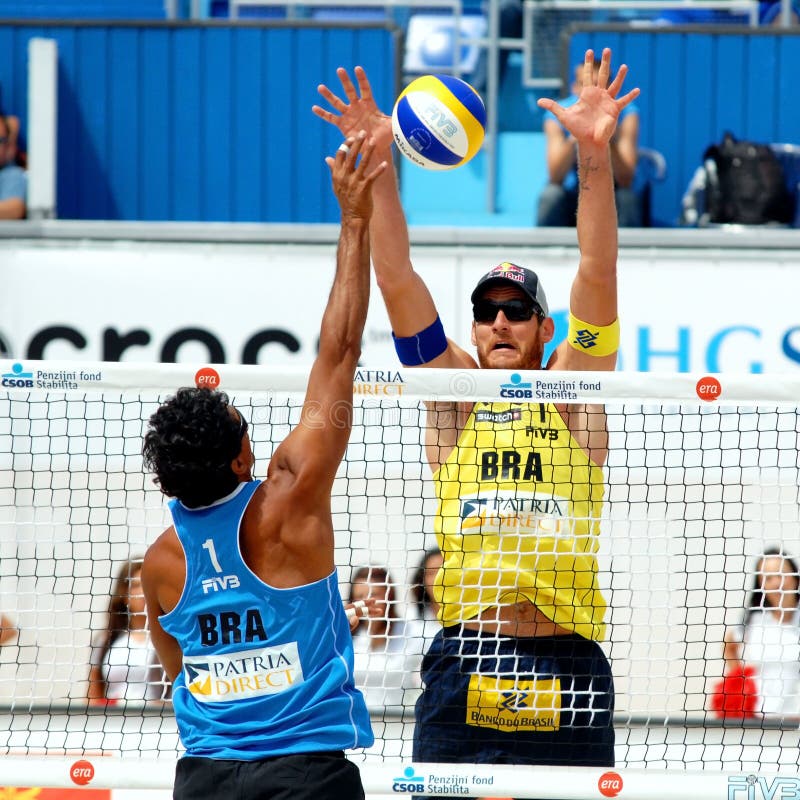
[567,312,620,357]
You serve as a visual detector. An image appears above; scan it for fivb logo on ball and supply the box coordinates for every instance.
[392,74,486,170]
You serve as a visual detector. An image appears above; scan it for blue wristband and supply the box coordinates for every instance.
[392,315,448,366]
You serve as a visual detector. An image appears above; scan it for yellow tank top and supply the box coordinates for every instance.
[432,402,606,641]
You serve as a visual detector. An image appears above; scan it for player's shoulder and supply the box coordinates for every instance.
[142,526,180,576]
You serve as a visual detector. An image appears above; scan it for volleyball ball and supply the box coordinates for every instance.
[391,74,486,170]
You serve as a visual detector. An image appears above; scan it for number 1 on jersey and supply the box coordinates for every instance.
[202,538,223,573]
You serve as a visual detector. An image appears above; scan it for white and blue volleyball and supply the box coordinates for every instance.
[391,74,486,170]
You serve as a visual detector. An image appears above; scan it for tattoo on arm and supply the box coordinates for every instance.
[578,156,599,189]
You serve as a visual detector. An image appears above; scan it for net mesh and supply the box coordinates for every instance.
[2,362,800,793]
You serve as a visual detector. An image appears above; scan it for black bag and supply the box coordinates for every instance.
[703,132,794,225]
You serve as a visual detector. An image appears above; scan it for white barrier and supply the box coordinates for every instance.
[1,708,800,797]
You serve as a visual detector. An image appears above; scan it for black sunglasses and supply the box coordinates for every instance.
[473,298,542,324]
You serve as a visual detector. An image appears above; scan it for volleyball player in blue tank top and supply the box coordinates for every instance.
[316,50,637,776]
[140,133,387,800]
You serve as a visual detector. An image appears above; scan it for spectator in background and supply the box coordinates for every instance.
[0,113,26,219]
[0,611,17,646]
[722,548,800,716]
[88,558,169,703]
[538,58,641,227]
[407,548,443,645]
[349,566,424,714]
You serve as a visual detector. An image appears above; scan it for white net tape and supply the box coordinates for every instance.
[2,360,800,797]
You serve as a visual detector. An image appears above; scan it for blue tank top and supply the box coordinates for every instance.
[161,480,374,759]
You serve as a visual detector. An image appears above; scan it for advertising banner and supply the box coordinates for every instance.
[1,238,799,374]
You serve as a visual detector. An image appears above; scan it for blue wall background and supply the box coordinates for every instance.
[2,22,800,225]
[569,27,800,227]
[0,22,399,222]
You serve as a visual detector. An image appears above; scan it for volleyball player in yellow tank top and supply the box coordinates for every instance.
[316,47,637,772]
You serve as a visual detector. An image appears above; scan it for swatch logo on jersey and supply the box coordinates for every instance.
[474,408,522,424]
[183,643,304,702]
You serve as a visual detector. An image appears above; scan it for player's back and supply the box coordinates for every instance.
[161,479,374,759]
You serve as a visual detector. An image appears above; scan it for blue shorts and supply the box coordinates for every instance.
[413,627,615,767]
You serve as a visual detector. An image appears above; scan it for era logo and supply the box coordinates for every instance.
[598,771,623,798]
[696,375,722,402]
[201,575,241,593]
[195,366,221,389]
[70,759,95,786]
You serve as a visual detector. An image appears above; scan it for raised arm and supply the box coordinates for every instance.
[273,133,386,491]
[538,48,639,372]
[314,68,474,369]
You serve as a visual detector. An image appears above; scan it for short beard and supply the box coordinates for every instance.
[476,343,545,370]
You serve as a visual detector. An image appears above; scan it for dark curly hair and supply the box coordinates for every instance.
[142,388,244,508]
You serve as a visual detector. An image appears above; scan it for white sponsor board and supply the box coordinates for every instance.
[3,230,800,779]
[1,235,800,373]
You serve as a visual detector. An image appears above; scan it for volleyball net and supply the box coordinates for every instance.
[2,359,800,797]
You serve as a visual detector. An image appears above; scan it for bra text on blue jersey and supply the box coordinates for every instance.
[480,449,543,482]
[198,608,268,647]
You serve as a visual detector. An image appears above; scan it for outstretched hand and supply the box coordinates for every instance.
[313,66,394,151]
[345,597,380,633]
[326,131,387,221]
[537,48,639,147]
